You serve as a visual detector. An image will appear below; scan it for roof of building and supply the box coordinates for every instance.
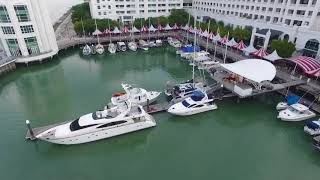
[220,59,276,83]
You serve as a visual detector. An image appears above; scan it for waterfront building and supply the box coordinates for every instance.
[0,0,58,63]
[89,0,184,24]
[190,0,320,58]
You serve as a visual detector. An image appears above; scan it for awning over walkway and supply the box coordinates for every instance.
[288,56,320,75]
[221,59,276,83]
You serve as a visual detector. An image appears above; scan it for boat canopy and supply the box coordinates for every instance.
[190,91,205,101]
[181,46,200,53]
[286,95,300,105]
[221,59,276,83]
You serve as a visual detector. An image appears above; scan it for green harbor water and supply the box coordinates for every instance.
[0,46,319,180]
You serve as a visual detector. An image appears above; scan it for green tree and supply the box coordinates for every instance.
[270,39,296,58]
[133,18,146,29]
[168,9,194,26]
[71,3,91,24]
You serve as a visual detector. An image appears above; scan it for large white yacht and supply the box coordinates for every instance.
[167,91,217,116]
[128,41,138,51]
[108,43,116,54]
[35,102,156,145]
[111,84,161,106]
[165,80,207,101]
[304,118,320,136]
[277,103,316,121]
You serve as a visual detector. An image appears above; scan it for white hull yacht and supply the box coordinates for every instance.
[82,44,91,55]
[148,40,157,48]
[91,45,97,55]
[128,41,138,51]
[95,44,105,54]
[165,80,207,101]
[138,40,149,51]
[117,42,127,52]
[167,91,217,116]
[156,39,163,47]
[35,102,156,145]
[304,118,320,136]
[108,43,116,54]
[167,37,182,48]
[111,84,161,106]
[277,103,316,121]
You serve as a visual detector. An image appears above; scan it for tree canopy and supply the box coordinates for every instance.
[270,40,296,58]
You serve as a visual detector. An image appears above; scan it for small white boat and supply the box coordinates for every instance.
[95,44,105,54]
[156,39,162,47]
[197,60,219,70]
[108,43,116,54]
[139,40,149,51]
[91,45,97,55]
[276,95,300,111]
[165,80,207,101]
[304,118,320,136]
[312,136,320,151]
[167,91,217,116]
[117,42,127,52]
[167,37,182,48]
[277,103,316,121]
[186,51,210,60]
[82,44,91,56]
[276,102,289,111]
[148,41,157,48]
[34,101,156,145]
[112,83,161,106]
[128,41,138,51]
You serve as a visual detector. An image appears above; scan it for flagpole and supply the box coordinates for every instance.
[206,20,211,52]
[223,31,229,64]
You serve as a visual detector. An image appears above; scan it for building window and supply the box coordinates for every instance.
[20,25,34,34]
[14,5,31,22]
[24,37,40,55]
[6,39,21,56]
[1,26,15,34]
[0,6,11,23]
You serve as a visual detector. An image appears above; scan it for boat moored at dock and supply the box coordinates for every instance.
[304,118,320,136]
[82,44,91,56]
[95,44,105,55]
[138,40,149,51]
[31,101,156,145]
[108,43,116,54]
[128,41,138,51]
[312,135,320,151]
[167,37,182,48]
[117,42,127,52]
[277,103,316,121]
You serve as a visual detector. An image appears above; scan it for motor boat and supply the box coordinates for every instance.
[304,118,320,136]
[91,45,97,55]
[165,80,207,101]
[277,103,316,121]
[312,135,320,151]
[180,45,200,58]
[167,37,182,48]
[117,42,127,52]
[108,43,116,54]
[148,40,157,48]
[128,41,138,51]
[186,51,210,60]
[156,39,162,47]
[82,44,91,56]
[138,40,149,51]
[34,101,156,145]
[197,60,219,70]
[95,44,105,55]
[276,95,300,111]
[167,91,217,116]
[112,83,161,106]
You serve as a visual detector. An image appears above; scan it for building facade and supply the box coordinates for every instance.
[89,0,184,24]
[190,0,320,58]
[0,0,58,63]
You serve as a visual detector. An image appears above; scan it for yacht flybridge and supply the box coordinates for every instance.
[111,83,161,106]
[167,91,217,116]
[34,101,156,145]
[277,103,316,121]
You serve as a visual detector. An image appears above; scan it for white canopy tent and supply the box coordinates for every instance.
[164,24,172,30]
[112,27,121,34]
[263,50,283,62]
[182,24,189,30]
[130,26,140,33]
[92,29,102,35]
[221,59,276,83]
[149,24,157,32]
[225,38,238,47]
[242,44,257,56]
[201,30,209,37]
[212,33,221,43]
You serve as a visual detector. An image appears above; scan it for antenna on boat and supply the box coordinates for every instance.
[206,20,211,52]
[94,19,100,44]
[186,13,191,44]
[213,27,219,61]
[223,31,229,64]
[107,19,112,43]
[192,14,197,85]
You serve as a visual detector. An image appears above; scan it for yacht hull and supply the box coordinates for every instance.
[168,104,217,116]
[38,120,156,145]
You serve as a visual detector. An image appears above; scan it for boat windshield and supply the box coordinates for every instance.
[182,100,190,107]
[92,110,118,120]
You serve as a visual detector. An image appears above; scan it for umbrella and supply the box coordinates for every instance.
[252,48,269,58]
[122,26,129,33]
[208,32,214,40]
[233,40,247,50]
[219,36,229,44]
[140,26,148,33]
